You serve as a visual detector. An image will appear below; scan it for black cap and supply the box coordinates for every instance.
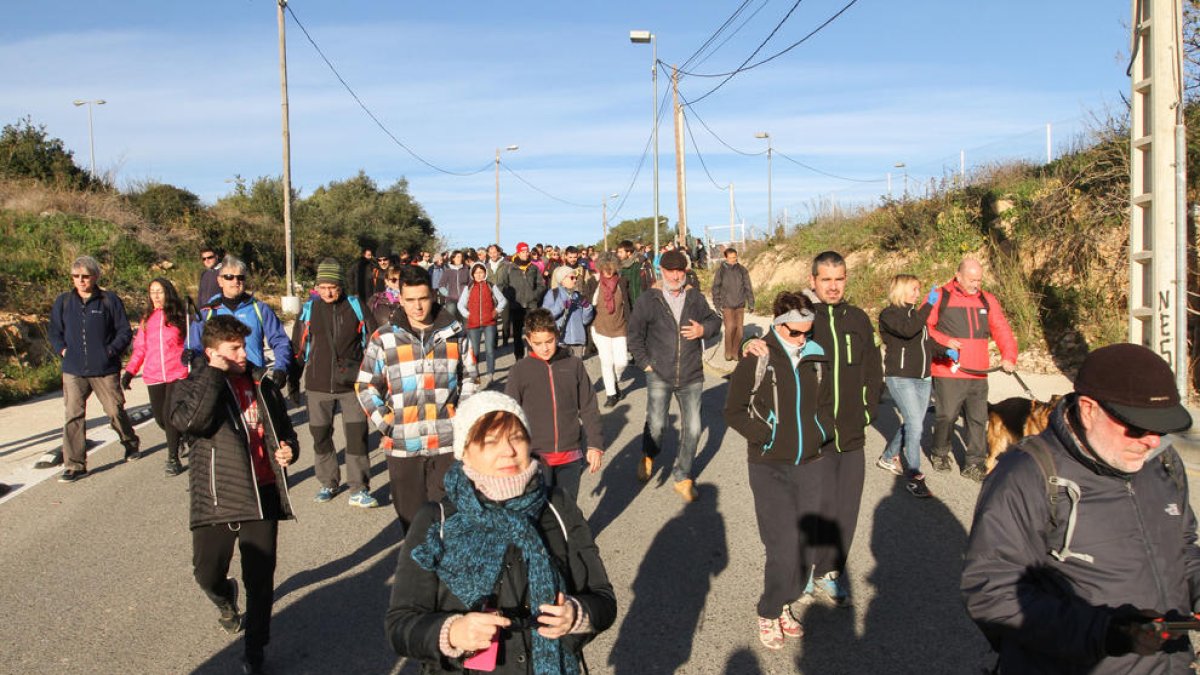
[660,250,688,271]
[1074,343,1192,434]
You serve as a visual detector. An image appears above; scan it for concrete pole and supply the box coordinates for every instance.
[672,65,687,245]
[1046,123,1052,164]
[86,104,96,177]
[729,182,736,242]
[495,148,501,246]
[277,0,296,310]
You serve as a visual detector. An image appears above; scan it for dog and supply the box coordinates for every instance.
[985,395,1063,473]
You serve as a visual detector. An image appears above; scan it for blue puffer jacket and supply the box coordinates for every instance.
[187,294,292,373]
[49,289,132,377]
[542,287,595,347]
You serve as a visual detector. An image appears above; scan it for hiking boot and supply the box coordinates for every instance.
[603,394,618,408]
[124,448,141,462]
[813,571,853,608]
[875,454,903,476]
[778,605,803,638]
[59,468,87,483]
[961,463,987,483]
[314,486,337,503]
[929,454,953,473]
[673,479,697,502]
[218,578,242,634]
[756,617,784,650]
[906,475,932,498]
[636,456,653,482]
[164,458,186,477]
[35,450,64,469]
[347,490,379,508]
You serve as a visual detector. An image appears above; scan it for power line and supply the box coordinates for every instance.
[774,150,886,183]
[608,80,676,224]
[684,0,807,104]
[681,110,731,191]
[284,4,491,177]
[691,0,772,71]
[679,0,757,72]
[680,98,765,156]
[499,161,593,208]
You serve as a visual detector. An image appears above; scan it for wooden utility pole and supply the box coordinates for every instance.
[277,0,296,309]
[672,65,687,246]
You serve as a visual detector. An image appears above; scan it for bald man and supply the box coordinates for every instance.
[925,258,1017,481]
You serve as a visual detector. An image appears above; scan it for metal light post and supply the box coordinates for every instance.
[72,99,106,177]
[894,162,908,199]
[495,145,519,246]
[629,30,659,256]
[755,132,772,232]
[602,193,619,251]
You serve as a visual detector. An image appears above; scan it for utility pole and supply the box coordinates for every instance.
[1129,0,1187,396]
[729,182,736,242]
[277,0,297,312]
[671,65,688,246]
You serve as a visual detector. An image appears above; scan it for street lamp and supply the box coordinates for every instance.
[495,144,519,245]
[629,29,660,258]
[72,99,106,177]
[602,193,619,251]
[755,132,773,233]
[894,162,908,199]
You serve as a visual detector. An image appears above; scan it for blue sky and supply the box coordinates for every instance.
[3,1,1131,251]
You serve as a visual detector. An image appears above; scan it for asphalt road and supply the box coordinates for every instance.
[2,341,1197,675]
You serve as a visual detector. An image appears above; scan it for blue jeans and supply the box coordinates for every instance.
[467,325,497,375]
[642,371,703,483]
[882,376,931,475]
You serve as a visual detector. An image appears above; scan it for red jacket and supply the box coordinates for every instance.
[926,280,1017,379]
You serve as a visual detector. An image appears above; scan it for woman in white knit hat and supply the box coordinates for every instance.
[386,391,616,674]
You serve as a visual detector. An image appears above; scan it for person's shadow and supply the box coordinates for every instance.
[608,483,728,674]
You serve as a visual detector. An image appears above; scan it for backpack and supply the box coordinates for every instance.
[202,297,265,329]
[294,295,367,363]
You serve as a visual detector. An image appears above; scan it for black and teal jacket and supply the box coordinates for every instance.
[724,329,832,465]
[813,300,883,453]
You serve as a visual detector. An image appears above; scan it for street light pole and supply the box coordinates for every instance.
[495,145,519,246]
[894,162,908,199]
[755,132,772,233]
[630,30,659,257]
[72,99,106,177]
[602,193,619,251]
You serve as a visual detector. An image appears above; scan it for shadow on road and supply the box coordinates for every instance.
[608,483,728,675]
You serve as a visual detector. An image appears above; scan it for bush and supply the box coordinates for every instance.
[0,117,102,191]
[125,181,201,227]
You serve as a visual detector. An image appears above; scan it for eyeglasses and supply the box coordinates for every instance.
[201,254,216,261]
[221,274,246,282]
[71,273,92,279]
[565,275,577,281]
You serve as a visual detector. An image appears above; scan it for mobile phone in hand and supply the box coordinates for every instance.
[463,634,499,671]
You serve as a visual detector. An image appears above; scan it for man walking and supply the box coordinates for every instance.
[289,259,377,508]
[926,257,1018,481]
[616,240,644,304]
[962,343,1196,674]
[45,256,141,479]
[485,244,513,345]
[711,247,755,361]
[627,250,722,502]
[505,242,546,360]
[357,265,478,529]
[198,245,222,305]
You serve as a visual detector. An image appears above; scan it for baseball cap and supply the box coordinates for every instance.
[1074,343,1192,434]
[516,242,530,253]
[660,250,688,271]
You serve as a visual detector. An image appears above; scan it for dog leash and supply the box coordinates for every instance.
[956,364,1038,400]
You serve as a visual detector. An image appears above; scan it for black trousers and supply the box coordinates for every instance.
[811,449,864,578]
[192,484,283,660]
[538,458,584,502]
[932,377,989,467]
[748,460,826,617]
[147,381,182,461]
[510,304,531,359]
[387,453,455,532]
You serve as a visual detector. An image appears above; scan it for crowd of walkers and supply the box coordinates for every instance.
[37,235,1200,674]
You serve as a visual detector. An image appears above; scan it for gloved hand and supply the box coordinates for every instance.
[1105,606,1166,657]
[946,348,959,362]
[926,286,941,306]
[120,371,133,390]
[270,369,288,389]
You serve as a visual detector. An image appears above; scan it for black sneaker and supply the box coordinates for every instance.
[241,656,265,675]
[604,395,618,408]
[929,455,953,473]
[218,578,243,634]
[59,468,87,483]
[906,476,932,498]
[124,448,142,462]
[35,449,64,469]
[961,463,987,483]
[164,459,186,476]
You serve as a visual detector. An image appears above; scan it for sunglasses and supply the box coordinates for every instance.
[71,273,92,279]
[1100,403,1155,439]
[221,274,247,282]
[779,323,811,339]
[201,254,216,261]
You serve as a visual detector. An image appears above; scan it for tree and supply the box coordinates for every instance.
[601,215,672,250]
[0,117,100,190]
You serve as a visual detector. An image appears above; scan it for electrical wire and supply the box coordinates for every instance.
[681,110,731,191]
[499,162,593,208]
[679,97,766,156]
[679,0,757,72]
[285,4,491,177]
[773,150,886,183]
[685,0,807,104]
[607,80,676,224]
[690,0,773,72]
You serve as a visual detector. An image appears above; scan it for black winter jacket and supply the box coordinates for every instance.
[386,486,617,674]
[878,303,935,379]
[962,395,1200,674]
[505,261,546,310]
[813,301,882,454]
[171,363,299,529]
[724,329,832,465]
[49,289,132,377]
[290,296,366,395]
[711,262,754,310]
[627,287,722,388]
[505,350,603,455]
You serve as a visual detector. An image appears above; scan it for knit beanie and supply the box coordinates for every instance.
[551,264,576,288]
[316,258,344,286]
[452,391,531,459]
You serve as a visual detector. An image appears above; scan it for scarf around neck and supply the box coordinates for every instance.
[599,273,619,314]
[411,462,579,675]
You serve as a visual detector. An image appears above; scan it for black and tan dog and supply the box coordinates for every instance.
[985,395,1063,473]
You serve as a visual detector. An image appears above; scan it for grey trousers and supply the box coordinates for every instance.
[62,372,139,470]
[306,390,371,492]
[931,376,989,467]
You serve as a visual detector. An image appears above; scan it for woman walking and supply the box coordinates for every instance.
[458,262,507,386]
[875,274,936,498]
[590,253,632,407]
[723,291,831,650]
[386,391,616,673]
[366,266,404,334]
[123,277,192,475]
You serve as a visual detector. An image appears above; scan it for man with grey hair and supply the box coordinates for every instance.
[45,255,141,481]
[187,256,292,390]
